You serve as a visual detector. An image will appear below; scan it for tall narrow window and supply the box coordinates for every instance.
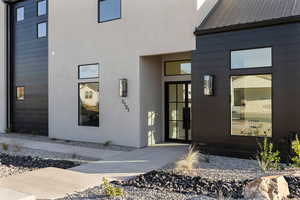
[37,0,47,16]
[16,7,24,22]
[37,22,47,38]
[99,0,121,23]
[79,83,99,127]
[16,87,25,101]
[231,75,272,137]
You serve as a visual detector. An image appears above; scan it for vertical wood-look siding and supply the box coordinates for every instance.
[192,23,300,157]
[11,0,48,135]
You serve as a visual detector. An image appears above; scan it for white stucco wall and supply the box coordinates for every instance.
[49,0,218,147]
[0,2,6,133]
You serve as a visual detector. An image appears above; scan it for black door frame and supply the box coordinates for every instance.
[165,81,192,143]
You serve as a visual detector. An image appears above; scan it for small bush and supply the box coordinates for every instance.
[104,140,112,147]
[12,143,21,153]
[1,143,9,151]
[4,128,11,134]
[256,137,281,172]
[102,178,124,197]
[291,135,300,168]
[175,146,200,173]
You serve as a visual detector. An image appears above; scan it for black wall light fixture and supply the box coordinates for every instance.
[119,79,128,97]
[204,75,213,96]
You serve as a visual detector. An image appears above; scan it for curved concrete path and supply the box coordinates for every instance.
[72,143,188,180]
[0,143,188,199]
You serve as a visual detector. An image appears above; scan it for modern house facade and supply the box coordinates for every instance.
[1,0,300,156]
[0,0,218,148]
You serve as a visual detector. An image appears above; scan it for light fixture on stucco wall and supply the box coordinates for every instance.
[119,79,128,97]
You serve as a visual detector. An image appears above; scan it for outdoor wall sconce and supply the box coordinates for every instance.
[204,75,213,96]
[119,79,128,97]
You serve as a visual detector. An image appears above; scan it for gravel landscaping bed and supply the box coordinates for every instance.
[57,185,214,200]
[114,170,300,199]
[0,153,81,178]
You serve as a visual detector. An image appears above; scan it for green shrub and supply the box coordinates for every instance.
[1,143,9,151]
[291,135,300,168]
[4,128,11,134]
[104,140,112,147]
[102,178,124,197]
[256,137,281,172]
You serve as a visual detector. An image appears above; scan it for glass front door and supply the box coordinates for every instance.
[166,82,192,142]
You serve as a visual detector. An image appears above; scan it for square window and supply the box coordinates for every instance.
[16,7,24,22]
[231,75,272,137]
[79,83,99,127]
[16,87,25,101]
[99,0,121,23]
[38,0,47,16]
[37,22,47,38]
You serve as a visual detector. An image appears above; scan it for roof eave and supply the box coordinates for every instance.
[195,15,300,36]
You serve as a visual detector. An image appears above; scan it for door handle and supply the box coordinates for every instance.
[182,107,190,129]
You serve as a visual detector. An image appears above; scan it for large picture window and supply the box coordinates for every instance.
[79,83,99,127]
[98,0,121,23]
[231,47,272,69]
[231,75,272,137]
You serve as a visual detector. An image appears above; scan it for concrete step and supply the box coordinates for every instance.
[0,187,35,200]
[0,167,102,200]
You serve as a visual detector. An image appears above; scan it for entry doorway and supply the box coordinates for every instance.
[165,82,192,142]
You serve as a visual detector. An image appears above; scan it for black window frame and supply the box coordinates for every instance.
[16,6,25,22]
[37,21,48,38]
[98,0,122,23]
[37,0,47,17]
[78,63,100,79]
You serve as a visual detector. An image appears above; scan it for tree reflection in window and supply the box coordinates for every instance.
[79,83,99,127]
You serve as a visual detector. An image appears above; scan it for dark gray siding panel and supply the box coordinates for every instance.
[11,0,48,135]
[192,23,300,157]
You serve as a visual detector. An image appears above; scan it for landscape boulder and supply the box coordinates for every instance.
[244,175,290,200]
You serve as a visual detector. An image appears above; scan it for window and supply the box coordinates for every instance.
[79,64,99,79]
[37,0,47,16]
[165,60,191,76]
[16,87,25,101]
[16,7,24,22]
[231,75,272,137]
[98,0,121,23]
[231,47,272,69]
[37,22,47,38]
[79,83,99,127]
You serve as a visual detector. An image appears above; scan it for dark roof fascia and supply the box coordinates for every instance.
[195,15,300,36]
[2,0,23,4]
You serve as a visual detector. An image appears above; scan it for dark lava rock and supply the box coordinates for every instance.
[285,176,300,199]
[0,153,80,169]
[113,170,250,199]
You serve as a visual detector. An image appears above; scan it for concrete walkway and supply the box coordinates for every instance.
[0,134,123,160]
[0,134,188,199]
[72,143,188,180]
[0,168,102,199]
